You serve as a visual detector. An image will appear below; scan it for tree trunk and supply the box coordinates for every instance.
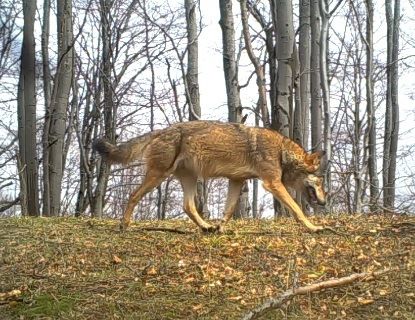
[352,47,363,213]
[47,0,73,216]
[185,0,208,217]
[240,0,270,127]
[319,0,332,211]
[298,0,311,148]
[92,0,114,218]
[271,0,294,218]
[364,0,379,212]
[219,0,249,219]
[17,0,39,216]
[383,0,400,212]
[310,0,322,152]
[41,0,51,217]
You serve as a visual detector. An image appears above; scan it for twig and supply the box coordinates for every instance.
[136,227,192,234]
[319,226,349,237]
[242,268,394,320]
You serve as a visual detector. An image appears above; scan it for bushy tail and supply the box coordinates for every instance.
[93,131,157,164]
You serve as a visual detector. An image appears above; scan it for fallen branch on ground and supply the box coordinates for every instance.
[242,268,394,320]
[137,227,192,234]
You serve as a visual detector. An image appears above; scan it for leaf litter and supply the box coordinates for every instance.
[0,215,414,319]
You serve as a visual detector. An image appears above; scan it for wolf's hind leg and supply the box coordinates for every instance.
[121,171,166,230]
[177,174,218,232]
[217,179,244,232]
[262,180,323,232]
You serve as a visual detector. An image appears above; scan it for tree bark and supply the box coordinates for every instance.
[41,0,52,217]
[270,0,294,218]
[310,0,322,152]
[319,0,332,211]
[364,0,379,212]
[383,0,400,212]
[240,0,270,127]
[185,0,208,217]
[92,0,115,218]
[298,0,311,148]
[47,0,73,216]
[17,0,39,216]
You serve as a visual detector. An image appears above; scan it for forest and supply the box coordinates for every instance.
[0,0,414,319]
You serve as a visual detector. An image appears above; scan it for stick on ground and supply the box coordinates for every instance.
[242,269,393,320]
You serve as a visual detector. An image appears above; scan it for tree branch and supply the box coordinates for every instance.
[242,268,394,320]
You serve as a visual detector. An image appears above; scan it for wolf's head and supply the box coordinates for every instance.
[302,174,326,206]
[302,151,327,206]
[282,149,327,206]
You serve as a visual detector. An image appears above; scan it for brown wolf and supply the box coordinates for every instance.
[93,121,326,232]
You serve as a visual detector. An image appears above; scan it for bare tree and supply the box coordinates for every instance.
[92,0,115,218]
[240,0,270,126]
[310,0,322,152]
[185,0,208,217]
[44,0,74,216]
[41,0,52,217]
[364,0,379,211]
[269,0,295,218]
[297,0,311,148]
[383,0,400,212]
[17,0,39,216]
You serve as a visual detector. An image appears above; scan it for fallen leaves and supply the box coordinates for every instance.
[0,215,414,319]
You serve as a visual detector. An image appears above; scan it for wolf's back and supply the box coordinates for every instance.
[93,131,158,164]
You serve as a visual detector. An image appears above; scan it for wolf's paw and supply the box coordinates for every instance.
[119,220,130,232]
[201,225,221,234]
[311,225,325,233]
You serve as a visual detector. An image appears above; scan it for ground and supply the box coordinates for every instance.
[0,215,414,319]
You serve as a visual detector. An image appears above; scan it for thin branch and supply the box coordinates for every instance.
[242,268,395,320]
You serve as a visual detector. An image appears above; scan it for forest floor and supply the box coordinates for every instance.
[0,215,414,320]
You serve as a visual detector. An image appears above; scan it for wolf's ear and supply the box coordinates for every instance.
[306,150,325,172]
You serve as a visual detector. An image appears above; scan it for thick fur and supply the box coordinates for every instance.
[94,121,326,232]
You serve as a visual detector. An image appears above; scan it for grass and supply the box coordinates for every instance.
[0,215,414,319]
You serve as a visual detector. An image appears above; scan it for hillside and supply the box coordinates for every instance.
[0,215,414,319]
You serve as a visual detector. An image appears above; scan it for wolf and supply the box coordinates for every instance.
[93,121,326,233]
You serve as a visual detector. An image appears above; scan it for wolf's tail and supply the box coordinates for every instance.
[93,131,158,164]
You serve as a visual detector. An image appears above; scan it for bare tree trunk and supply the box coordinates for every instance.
[364,0,379,212]
[219,0,249,219]
[298,0,311,148]
[219,0,242,123]
[310,0,322,152]
[319,0,332,211]
[92,0,114,218]
[298,0,311,211]
[47,0,73,216]
[185,0,208,217]
[17,0,39,216]
[352,47,363,213]
[41,0,51,217]
[383,0,400,212]
[271,0,294,218]
[240,0,270,126]
[246,1,274,127]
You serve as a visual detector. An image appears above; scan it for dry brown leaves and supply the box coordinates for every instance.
[0,215,414,319]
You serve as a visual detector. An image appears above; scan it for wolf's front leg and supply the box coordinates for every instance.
[262,180,324,232]
[217,180,244,233]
